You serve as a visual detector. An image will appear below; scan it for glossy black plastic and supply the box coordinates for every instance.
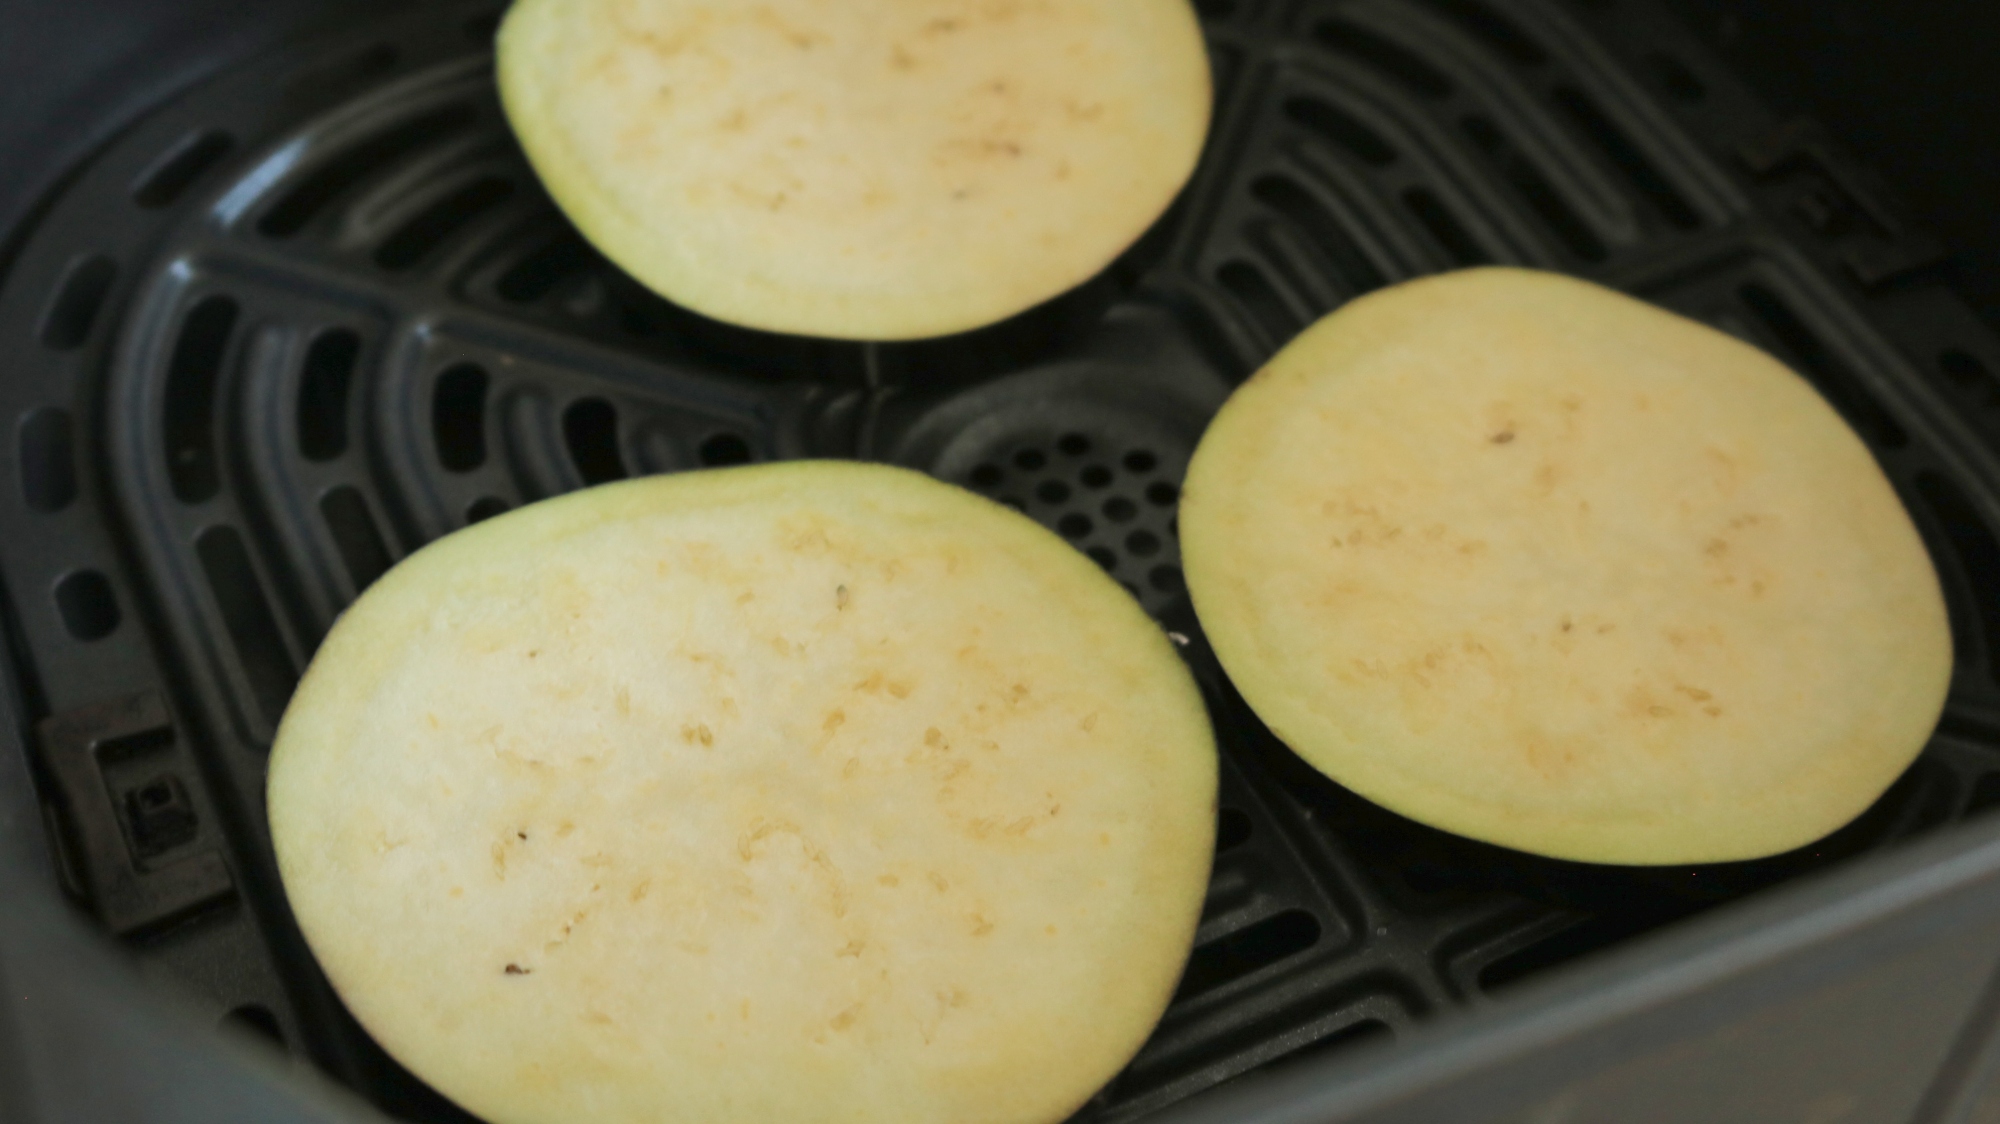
[6,0,2000,1121]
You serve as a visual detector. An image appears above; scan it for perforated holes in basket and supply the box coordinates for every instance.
[963,435,1184,608]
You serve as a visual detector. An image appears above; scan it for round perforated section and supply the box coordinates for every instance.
[956,432,1186,615]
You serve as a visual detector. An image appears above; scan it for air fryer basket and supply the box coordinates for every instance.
[6,0,2000,1121]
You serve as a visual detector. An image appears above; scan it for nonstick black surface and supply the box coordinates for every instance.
[7,1,2000,1121]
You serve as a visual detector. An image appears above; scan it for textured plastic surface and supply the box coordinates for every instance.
[0,848,378,1124]
[8,0,2000,1121]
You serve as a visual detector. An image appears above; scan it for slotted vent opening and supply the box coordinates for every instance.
[1216,1020,1396,1097]
[1645,52,1707,103]
[297,328,360,462]
[1251,175,1388,296]
[320,486,393,595]
[39,255,118,351]
[196,526,297,728]
[1914,472,2000,686]
[562,398,628,485]
[220,1004,285,1049]
[375,176,516,270]
[55,570,121,642]
[1738,283,1907,448]
[1553,87,1700,230]
[463,8,504,41]
[1313,21,1454,99]
[1218,260,1304,347]
[1478,913,1663,993]
[432,363,490,472]
[1283,98,1398,167]
[259,104,478,238]
[19,407,76,513]
[1969,773,2000,818]
[619,305,665,338]
[1217,807,1254,852]
[1282,1019,1394,1062]
[1462,116,1607,262]
[1174,910,1324,1002]
[466,496,511,525]
[1402,189,1491,266]
[132,130,235,209]
[1412,0,1550,65]
[1940,349,2000,409]
[497,233,596,303]
[164,295,239,504]
[285,40,400,101]
[697,432,755,466]
[1874,759,1962,840]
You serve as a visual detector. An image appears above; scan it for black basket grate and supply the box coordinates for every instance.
[5,0,2000,1121]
